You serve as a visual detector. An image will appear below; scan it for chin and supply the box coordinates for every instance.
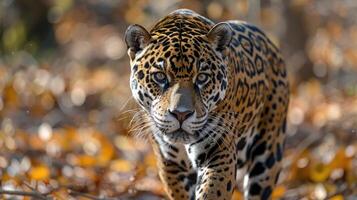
[162,129,201,144]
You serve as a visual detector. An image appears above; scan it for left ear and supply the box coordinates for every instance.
[125,24,152,60]
[206,22,233,51]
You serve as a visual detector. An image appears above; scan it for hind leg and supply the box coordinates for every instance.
[244,137,284,199]
[243,115,287,200]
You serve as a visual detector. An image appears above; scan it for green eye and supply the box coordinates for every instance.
[152,72,167,85]
[196,73,209,85]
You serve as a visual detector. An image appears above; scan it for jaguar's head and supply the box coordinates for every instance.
[125,13,232,144]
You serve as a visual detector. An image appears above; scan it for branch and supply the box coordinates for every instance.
[68,190,114,200]
[0,189,51,200]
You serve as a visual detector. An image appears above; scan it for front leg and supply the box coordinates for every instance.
[150,136,196,200]
[188,136,236,200]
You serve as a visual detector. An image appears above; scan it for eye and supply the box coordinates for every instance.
[196,73,210,85]
[152,72,167,85]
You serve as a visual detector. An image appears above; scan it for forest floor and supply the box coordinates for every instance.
[0,64,356,200]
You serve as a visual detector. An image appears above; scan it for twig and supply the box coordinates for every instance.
[0,184,117,200]
[284,125,322,167]
[325,183,354,199]
[0,189,51,200]
[24,181,60,196]
[68,190,115,200]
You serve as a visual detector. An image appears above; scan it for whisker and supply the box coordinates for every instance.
[129,121,154,140]
[118,96,135,112]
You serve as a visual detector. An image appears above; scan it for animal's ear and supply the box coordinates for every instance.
[125,24,151,60]
[206,22,232,51]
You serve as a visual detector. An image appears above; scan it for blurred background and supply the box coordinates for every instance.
[0,0,356,199]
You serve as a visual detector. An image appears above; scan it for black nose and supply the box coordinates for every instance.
[169,109,194,124]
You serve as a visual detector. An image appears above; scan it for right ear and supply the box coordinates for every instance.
[206,22,232,52]
[125,24,151,60]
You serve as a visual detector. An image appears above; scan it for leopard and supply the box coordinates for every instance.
[124,9,289,200]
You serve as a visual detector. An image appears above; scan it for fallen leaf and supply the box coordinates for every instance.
[310,162,331,182]
[110,159,133,172]
[272,185,286,199]
[329,194,344,200]
[29,165,50,180]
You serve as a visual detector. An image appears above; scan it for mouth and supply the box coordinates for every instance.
[163,128,200,144]
[172,128,188,134]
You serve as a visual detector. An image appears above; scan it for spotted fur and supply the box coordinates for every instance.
[125,9,289,200]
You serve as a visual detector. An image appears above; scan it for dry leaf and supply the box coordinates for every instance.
[29,165,50,180]
[110,159,133,172]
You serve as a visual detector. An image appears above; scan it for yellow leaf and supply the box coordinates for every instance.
[310,163,331,182]
[329,148,348,169]
[3,84,19,109]
[73,155,97,167]
[110,159,133,172]
[272,185,286,199]
[61,128,78,151]
[29,165,50,180]
[287,150,311,182]
[145,153,157,168]
[1,172,11,181]
[329,194,344,200]
[92,131,115,166]
[96,142,115,166]
[232,190,243,200]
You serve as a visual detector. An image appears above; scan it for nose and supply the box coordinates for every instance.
[169,109,194,124]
